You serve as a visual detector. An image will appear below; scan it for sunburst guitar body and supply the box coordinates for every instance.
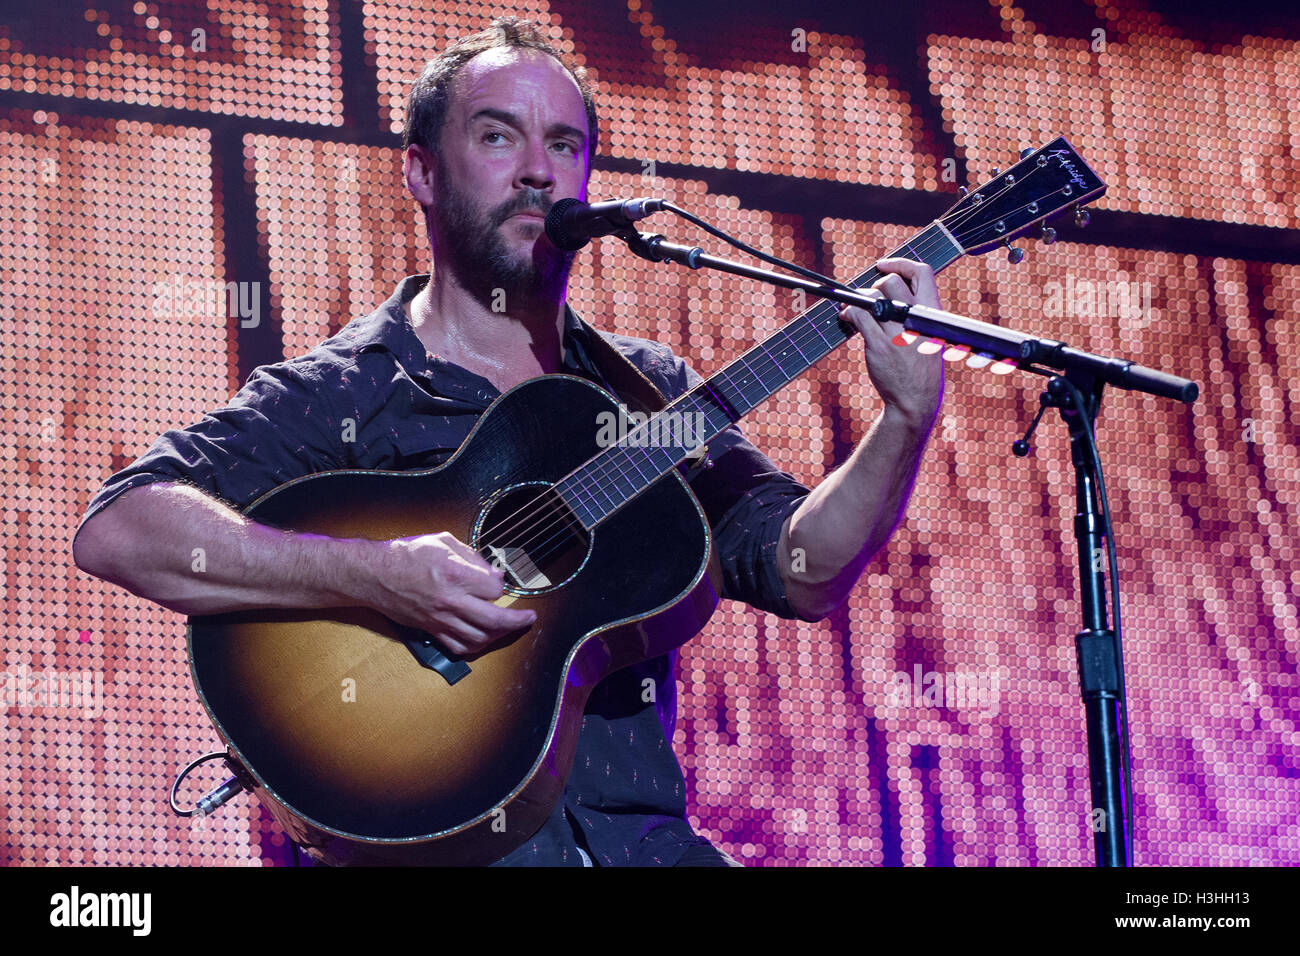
[188,375,721,866]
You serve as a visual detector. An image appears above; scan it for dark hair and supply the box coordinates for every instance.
[403,17,599,171]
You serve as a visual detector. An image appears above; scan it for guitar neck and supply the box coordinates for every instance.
[558,221,966,529]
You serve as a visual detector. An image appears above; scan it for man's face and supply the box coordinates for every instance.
[427,47,590,305]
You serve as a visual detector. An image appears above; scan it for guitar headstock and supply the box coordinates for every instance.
[941,138,1106,258]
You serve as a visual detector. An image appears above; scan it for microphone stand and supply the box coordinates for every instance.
[1017,369,1130,866]
[613,225,1199,866]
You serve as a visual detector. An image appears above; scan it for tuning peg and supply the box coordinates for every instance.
[1004,240,1025,264]
[1037,224,1057,244]
[1020,147,1034,159]
[992,167,1001,177]
[1073,203,1090,228]
[959,186,969,196]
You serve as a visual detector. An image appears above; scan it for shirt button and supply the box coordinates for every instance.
[477,389,492,401]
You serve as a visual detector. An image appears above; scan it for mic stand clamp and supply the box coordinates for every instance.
[613,227,700,267]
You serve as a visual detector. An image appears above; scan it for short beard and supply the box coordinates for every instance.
[429,158,575,312]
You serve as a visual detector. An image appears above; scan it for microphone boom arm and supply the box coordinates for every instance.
[615,228,1197,404]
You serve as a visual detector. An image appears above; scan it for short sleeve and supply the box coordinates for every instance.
[666,355,820,623]
[75,360,347,542]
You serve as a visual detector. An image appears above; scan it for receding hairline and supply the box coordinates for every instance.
[439,46,590,146]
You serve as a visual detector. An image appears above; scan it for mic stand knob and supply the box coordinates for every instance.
[1012,384,1063,457]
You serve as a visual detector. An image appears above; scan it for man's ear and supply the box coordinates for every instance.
[404,143,437,209]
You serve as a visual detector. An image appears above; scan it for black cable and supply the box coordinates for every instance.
[169,750,230,817]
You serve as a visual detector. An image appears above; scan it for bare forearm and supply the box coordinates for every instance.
[780,404,935,618]
[73,482,381,616]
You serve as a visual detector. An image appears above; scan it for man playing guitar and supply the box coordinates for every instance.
[72,17,944,866]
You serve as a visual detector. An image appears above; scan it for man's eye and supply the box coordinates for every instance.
[553,142,578,154]
[483,131,508,144]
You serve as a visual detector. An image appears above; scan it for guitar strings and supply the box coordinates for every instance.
[475,224,960,561]
[478,173,1084,579]
[477,174,1067,575]
[475,210,986,563]
[477,174,1069,575]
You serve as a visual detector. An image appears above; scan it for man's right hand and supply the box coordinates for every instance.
[370,532,537,656]
[71,484,535,655]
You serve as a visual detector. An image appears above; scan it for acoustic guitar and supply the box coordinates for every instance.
[187,138,1106,865]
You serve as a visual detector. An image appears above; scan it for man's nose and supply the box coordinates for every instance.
[516,136,555,192]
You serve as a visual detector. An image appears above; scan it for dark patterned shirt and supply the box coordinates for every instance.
[76,274,816,866]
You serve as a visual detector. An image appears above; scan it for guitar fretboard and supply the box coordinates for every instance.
[556,221,965,530]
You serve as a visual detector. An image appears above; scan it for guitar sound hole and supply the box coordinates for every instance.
[473,483,590,594]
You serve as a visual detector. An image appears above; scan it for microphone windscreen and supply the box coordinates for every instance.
[544,197,589,251]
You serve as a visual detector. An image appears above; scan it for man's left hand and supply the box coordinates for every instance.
[837,257,945,430]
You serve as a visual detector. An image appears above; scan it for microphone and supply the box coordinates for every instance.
[544,197,665,251]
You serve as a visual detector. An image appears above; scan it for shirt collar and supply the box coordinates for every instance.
[340,274,592,375]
